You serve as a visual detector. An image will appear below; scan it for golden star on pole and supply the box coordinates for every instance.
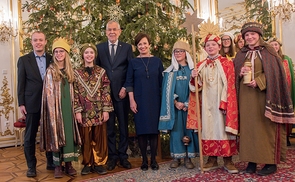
[180,11,204,35]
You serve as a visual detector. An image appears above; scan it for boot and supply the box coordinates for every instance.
[223,156,238,174]
[203,156,218,171]
[170,158,181,168]
[54,165,63,178]
[184,157,195,169]
[65,162,77,176]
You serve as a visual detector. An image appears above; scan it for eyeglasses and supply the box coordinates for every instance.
[221,38,231,42]
[54,50,65,54]
[174,50,185,54]
[106,28,120,32]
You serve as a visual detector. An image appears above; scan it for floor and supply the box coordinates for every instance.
[1,137,294,182]
[0,144,170,182]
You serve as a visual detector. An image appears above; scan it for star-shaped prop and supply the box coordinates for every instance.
[180,11,204,35]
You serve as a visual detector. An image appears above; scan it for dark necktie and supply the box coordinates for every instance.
[110,44,115,62]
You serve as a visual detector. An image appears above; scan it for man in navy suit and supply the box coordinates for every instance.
[17,31,54,177]
[96,20,133,170]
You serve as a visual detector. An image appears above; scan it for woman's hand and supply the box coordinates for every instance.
[175,101,185,110]
[239,66,251,77]
[75,113,82,124]
[191,69,198,78]
[130,100,138,113]
[247,79,257,88]
[102,112,109,122]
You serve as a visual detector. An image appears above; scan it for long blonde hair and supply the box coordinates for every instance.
[52,52,75,83]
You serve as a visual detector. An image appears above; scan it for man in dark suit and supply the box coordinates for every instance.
[17,31,54,177]
[96,20,133,170]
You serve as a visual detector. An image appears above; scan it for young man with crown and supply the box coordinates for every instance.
[188,28,239,174]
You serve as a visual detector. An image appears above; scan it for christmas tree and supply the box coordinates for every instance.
[22,0,193,68]
[245,0,272,39]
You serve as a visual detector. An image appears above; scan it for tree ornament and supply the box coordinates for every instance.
[106,4,124,22]
[81,6,86,11]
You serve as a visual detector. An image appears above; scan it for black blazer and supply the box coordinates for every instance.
[96,41,133,101]
[17,52,52,113]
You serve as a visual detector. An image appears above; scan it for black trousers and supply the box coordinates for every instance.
[107,98,129,161]
[24,112,53,169]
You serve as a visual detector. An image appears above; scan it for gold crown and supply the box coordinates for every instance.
[199,19,221,43]
[52,37,71,53]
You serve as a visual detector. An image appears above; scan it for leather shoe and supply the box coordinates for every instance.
[120,159,131,169]
[107,159,117,171]
[150,161,159,170]
[46,163,55,170]
[141,162,148,171]
[257,164,277,176]
[93,165,107,175]
[26,168,36,177]
[245,162,256,174]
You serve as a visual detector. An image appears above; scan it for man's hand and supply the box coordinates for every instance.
[19,105,27,119]
[119,87,126,99]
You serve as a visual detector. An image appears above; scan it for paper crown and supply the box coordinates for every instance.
[241,21,263,39]
[52,38,71,53]
[204,34,221,45]
[234,33,243,44]
[80,43,97,58]
[267,37,282,46]
[173,40,191,53]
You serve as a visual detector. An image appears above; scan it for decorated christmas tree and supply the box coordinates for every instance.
[245,0,272,39]
[22,0,193,67]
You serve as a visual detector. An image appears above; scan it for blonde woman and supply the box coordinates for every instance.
[40,38,81,178]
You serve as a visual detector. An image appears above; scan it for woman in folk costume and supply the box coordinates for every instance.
[73,43,114,175]
[268,37,295,146]
[40,38,81,178]
[159,40,199,169]
[188,33,239,174]
[234,22,295,176]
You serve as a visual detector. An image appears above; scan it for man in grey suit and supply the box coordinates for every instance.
[17,31,54,177]
[96,20,133,170]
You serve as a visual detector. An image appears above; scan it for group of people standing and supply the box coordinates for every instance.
[17,19,294,179]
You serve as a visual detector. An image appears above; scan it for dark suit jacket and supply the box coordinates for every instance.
[96,41,133,101]
[17,51,52,113]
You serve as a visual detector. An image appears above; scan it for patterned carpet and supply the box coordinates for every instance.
[83,148,295,182]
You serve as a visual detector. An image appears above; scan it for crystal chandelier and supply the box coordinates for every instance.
[268,0,295,21]
[0,7,17,42]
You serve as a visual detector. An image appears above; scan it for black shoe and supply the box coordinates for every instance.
[257,164,277,176]
[46,163,55,170]
[81,165,92,175]
[26,168,37,177]
[107,159,117,171]
[93,165,107,175]
[120,158,131,169]
[287,137,291,146]
[141,162,148,171]
[150,161,159,170]
[245,162,257,174]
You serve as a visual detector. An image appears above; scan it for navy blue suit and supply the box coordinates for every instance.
[17,52,52,170]
[96,41,133,161]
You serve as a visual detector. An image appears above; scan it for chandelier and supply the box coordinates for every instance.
[0,7,17,42]
[268,0,295,21]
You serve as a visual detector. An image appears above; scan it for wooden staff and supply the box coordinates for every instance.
[191,24,203,173]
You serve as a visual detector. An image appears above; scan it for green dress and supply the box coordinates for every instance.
[53,78,79,165]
